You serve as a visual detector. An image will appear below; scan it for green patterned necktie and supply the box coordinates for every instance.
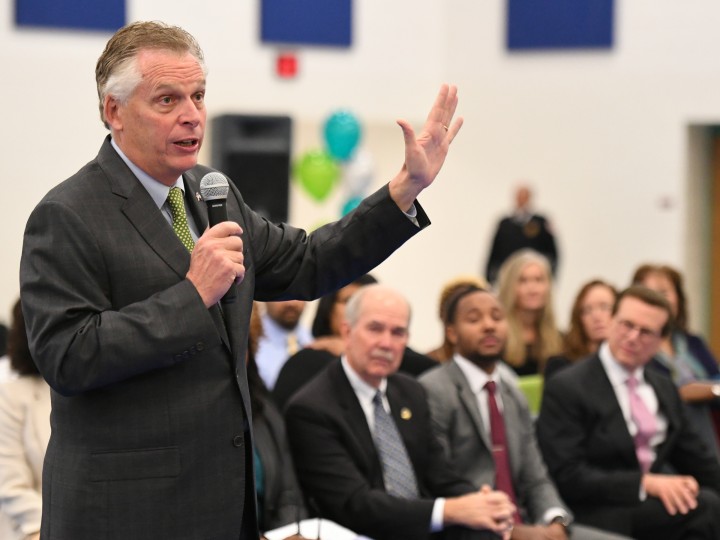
[167,187,195,252]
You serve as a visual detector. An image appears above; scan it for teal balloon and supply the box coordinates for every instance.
[341,196,363,217]
[295,150,340,202]
[324,110,362,161]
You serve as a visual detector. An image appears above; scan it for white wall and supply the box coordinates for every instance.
[3,1,720,351]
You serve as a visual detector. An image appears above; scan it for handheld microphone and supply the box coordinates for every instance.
[199,172,237,304]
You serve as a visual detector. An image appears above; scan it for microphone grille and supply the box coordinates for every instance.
[199,172,230,201]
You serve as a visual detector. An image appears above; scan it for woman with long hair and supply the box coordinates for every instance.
[496,249,563,375]
[545,279,617,379]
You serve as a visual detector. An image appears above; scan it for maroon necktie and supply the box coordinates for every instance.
[485,380,521,523]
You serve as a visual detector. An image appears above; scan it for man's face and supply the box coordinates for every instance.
[607,296,667,371]
[447,291,508,365]
[265,300,306,330]
[343,290,409,388]
[105,49,206,186]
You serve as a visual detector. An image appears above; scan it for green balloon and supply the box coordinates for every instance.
[295,150,340,202]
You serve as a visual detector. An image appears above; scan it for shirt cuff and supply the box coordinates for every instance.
[404,204,420,227]
[542,507,571,525]
[431,498,445,532]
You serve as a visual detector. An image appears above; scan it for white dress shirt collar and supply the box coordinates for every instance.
[111,138,184,210]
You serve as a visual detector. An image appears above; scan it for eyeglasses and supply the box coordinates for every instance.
[616,319,662,342]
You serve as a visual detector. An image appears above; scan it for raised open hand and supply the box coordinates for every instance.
[389,83,463,211]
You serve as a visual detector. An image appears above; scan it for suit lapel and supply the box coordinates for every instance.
[645,368,680,467]
[330,363,380,473]
[386,378,416,451]
[498,380,524,480]
[445,362,492,451]
[95,138,190,280]
[587,355,639,466]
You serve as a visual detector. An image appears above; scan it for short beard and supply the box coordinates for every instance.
[464,352,501,374]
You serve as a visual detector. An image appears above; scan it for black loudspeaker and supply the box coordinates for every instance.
[211,114,292,224]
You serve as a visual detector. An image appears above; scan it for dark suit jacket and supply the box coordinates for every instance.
[19,137,428,539]
[485,214,557,283]
[284,361,476,540]
[536,353,720,530]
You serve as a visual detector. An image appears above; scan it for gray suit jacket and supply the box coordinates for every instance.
[419,360,568,524]
[20,136,428,539]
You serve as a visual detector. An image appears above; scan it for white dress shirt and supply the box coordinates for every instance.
[598,342,668,457]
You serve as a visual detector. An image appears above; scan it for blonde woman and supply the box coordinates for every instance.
[496,249,563,375]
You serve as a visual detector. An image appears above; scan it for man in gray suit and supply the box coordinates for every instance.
[19,21,463,540]
[420,286,628,540]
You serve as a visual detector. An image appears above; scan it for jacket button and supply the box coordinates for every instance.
[232,435,243,447]
[196,341,205,351]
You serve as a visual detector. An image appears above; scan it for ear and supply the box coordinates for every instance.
[340,320,351,340]
[445,325,458,346]
[103,96,123,131]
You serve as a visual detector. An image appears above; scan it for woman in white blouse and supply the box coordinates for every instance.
[0,299,50,540]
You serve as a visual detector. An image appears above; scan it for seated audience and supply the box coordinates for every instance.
[632,263,720,458]
[256,300,313,390]
[0,299,51,540]
[285,284,516,540]
[425,275,488,363]
[496,249,563,375]
[420,286,628,540]
[545,279,617,379]
[272,274,435,410]
[247,303,309,534]
[537,286,720,539]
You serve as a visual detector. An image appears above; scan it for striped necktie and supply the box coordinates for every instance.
[372,390,419,499]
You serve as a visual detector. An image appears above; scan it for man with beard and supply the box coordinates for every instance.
[420,286,628,540]
[256,300,312,390]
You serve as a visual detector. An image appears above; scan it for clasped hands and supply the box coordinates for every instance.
[445,485,515,539]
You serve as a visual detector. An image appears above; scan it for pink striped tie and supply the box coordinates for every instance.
[627,375,657,473]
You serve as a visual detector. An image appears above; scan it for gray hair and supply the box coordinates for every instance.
[344,284,412,328]
[95,21,207,129]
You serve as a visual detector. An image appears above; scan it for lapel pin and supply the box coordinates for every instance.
[400,407,412,420]
[195,192,202,202]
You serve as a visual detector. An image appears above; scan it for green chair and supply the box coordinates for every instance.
[517,374,544,416]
